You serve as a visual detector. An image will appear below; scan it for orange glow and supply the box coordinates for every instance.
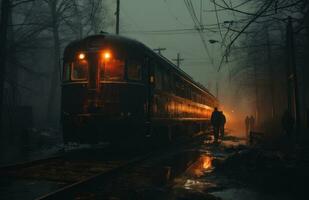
[103,52,111,60]
[78,53,85,60]
[186,155,213,177]
[165,101,212,118]
[202,156,212,169]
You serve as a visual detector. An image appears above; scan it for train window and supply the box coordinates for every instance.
[127,60,142,81]
[63,63,71,81]
[155,66,163,90]
[100,58,125,81]
[71,60,88,80]
[163,73,170,91]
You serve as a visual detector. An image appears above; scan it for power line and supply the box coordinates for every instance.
[217,0,274,72]
[213,0,223,41]
[120,6,159,46]
[123,27,219,35]
[184,0,214,66]
[163,0,189,26]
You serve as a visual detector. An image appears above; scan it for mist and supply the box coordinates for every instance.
[1,0,309,160]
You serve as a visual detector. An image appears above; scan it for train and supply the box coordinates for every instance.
[61,33,218,144]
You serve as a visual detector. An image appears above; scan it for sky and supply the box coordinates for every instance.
[105,0,245,91]
[104,0,253,133]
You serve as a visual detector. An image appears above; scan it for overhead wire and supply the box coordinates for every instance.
[120,5,160,46]
[163,0,190,26]
[184,0,214,66]
[205,0,255,12]
[217,0,274,72]
[123,27,219,34]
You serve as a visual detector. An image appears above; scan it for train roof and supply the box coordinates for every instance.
[64,33,217,100]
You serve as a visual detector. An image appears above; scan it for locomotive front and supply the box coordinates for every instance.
[61,35,149,144]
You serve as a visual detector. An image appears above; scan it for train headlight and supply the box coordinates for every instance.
[102,51,111,61]
[104,52,111,59]
[78,53,86,60]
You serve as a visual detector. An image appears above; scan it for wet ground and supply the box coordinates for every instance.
[1,132,308,199]
[168,136,308,200]
[0,128,63,166]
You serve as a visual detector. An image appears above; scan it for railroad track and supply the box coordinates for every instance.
[35,154,152,200]
[0,146,153,200]
[0,134,209,200]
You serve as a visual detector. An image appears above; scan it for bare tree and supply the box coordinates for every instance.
[1,0,110,132]
[224,0,309,131]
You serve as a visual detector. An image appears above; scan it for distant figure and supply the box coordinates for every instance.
[219,111,226,140]
[245,116,250,136]
[249,115,255,132]
[211,107,220,143]
[282,110,294,138]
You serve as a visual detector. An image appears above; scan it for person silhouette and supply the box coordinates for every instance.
[211,107,220,143]
[219,111,226,140]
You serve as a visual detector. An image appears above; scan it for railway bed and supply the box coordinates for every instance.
[0,134,209,200]
[0,145,152,200]
[37,136,205,199]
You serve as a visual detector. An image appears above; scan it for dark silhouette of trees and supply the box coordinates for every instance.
[217,0,309,133]
[0,0,110,138]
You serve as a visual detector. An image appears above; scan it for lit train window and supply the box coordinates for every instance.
[71,60,88,80]
[100,58,125,81]
[63,63,71,81]
[127,60,142,81]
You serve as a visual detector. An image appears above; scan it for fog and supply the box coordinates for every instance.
[1,0,309,146]
[108,0,250,135]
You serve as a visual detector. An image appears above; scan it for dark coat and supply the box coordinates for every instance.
[219,112,226,126]
[211,110,221,127]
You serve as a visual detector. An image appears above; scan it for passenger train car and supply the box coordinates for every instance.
[61,33,218,144]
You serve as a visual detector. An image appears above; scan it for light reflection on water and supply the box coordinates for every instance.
[186,155,213,177]
[183,179,217,191]
[172,154,215,191]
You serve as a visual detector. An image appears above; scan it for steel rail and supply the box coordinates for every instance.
[34,153,153,200]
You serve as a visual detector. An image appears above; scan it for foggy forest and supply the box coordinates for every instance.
[0,0,309,199]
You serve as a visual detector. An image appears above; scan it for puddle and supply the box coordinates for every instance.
[171,154,217,192]
[186,155,213,177]
[183,179,217,191]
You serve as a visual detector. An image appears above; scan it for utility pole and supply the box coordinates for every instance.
[266,27,275,120]
[116,0,120,34]
[153,47,166,55]
[172,53,184,68]
[287,16,300,133]
[0,0,11,137]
